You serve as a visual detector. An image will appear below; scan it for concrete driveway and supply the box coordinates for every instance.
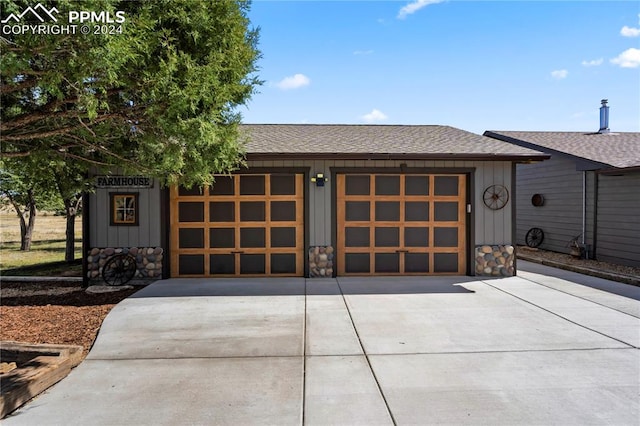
[6,261,639,425]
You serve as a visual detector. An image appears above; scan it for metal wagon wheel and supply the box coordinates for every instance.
[102,253,137,286]
[525,227,544,248]
[483,184,510,210]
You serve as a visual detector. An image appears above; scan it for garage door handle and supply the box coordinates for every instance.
[395,249,409,253]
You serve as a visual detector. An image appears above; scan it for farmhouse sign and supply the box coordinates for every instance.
[96,176,153,188]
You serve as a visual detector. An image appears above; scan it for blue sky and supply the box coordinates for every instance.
[240,1,640,134]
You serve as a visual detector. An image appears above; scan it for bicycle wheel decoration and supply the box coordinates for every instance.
[525,227,544,248]
[483,185,509,210]
[102,254,137,286]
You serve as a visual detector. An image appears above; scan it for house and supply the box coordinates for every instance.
[485,101,640,268]
[84,124,547,284]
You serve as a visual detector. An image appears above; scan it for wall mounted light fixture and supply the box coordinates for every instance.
[311,173,328,187]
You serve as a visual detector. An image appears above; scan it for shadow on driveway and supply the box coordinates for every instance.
[129,276,491,298]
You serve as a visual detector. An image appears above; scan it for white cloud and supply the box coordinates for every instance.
[621,26,640,37]
[361,109,388,123]
[397,0,445,19]
[275,73,310,90]
[551,69,568,79]
[581,58,603,67]
[353,50,374,55]
[610,48,640,68]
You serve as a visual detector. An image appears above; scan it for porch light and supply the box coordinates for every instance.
[311,173,328,187]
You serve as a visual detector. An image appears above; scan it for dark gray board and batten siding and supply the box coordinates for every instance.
[596,172,640,267]
[516,155,596,255]
[89,184,162,248]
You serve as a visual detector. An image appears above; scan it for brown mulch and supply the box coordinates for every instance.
[0,282,140,357]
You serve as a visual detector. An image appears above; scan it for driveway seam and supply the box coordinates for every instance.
[302,279,307,426]
[336,277,397,426]
[483,280,639,349]
[85,346,638,362]
[518,273,640,319]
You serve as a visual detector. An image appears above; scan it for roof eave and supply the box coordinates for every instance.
[246,152,550,162]
[598,165,640,175]
[484,131,612,169]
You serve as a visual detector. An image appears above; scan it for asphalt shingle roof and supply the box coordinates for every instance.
[241,124,545,160]
[485,131,640,169]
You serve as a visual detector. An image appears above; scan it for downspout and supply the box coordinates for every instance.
[582,171,586,250]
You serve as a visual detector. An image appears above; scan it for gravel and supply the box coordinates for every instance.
[517,246,640,278]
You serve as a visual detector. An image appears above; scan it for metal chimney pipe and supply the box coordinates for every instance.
[599,99,610,134]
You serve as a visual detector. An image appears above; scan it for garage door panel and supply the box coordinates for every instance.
[270,175,296,195]
[405,227,429,247]
[179,254,205,275]
[271,253,297,273]
[210,254,235,275]
[405,202,429,221]
[433,253,459,273]
[345,175,370,195]
[179,228,204,248]
[375,175,400,195]
[209,228,235,248]
[434,227,458,247]
[271,201,296,221]
[374,253,400,273]
[405,176,430,195]
[434,176,460,196]
[405,253,429,273]
[345,201,370,221]
[374,227,399,247]
[434,202,459,221]
[178,186,204,196]
[171,173,304,277]
[345,227,370,247]
[337,173,466,276]
[240,175,265,195]
[210,177,234,195]
[375,202,400,221]
[209,202,235,222]
[345,253,370,273]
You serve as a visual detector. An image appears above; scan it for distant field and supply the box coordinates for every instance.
[0,213,82,272]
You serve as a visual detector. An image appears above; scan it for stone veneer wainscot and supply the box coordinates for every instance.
[87,247,163,282]
[309,246,334,277]
[475,245,515,276]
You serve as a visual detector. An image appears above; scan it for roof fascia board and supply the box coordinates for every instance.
[246,152,550,162]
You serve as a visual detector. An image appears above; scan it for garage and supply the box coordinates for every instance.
[170,173,305,277]
[337,173,467,275]
[85,124,548,284]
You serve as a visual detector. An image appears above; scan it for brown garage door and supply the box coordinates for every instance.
[170,173,304,277]
[337,173,466,275]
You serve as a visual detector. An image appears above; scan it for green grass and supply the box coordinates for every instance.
[0,214,83,275]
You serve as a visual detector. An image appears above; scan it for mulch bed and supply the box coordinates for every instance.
[0,282,140,357]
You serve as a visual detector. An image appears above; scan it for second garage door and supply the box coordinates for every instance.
[337,173,467,275]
